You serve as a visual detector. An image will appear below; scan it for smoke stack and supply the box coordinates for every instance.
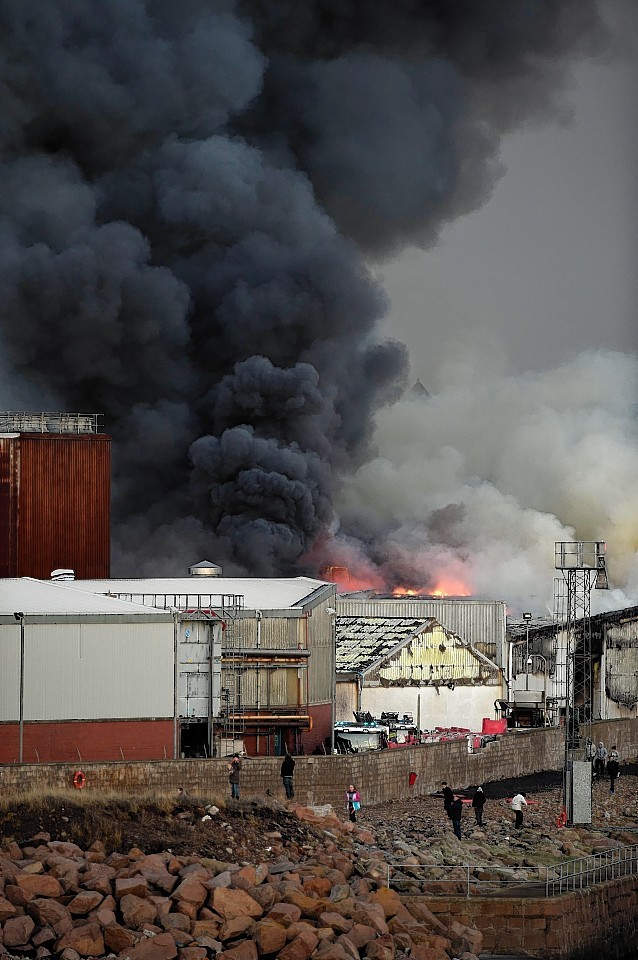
[189,560,222,577]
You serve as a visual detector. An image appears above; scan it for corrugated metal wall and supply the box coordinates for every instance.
[0,434,111,579]
[605,619,638,709]
[0,624,20,720]
[337,598,505,662]
[2,620,174,721]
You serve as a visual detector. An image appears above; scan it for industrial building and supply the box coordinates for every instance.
[0,412,110,580]
[336,614,502,732]
[0,570,337,762]
[0,578,174,763]
[336,595,506,664]
[504,604,638,728]
[59,568,337,757]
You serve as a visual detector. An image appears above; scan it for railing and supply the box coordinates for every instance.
[385,844,638,898]
[547,845,638,895]
[0,412,103,434]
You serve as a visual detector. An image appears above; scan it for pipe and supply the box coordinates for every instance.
[171,608,180,759]
[256,611,261,755]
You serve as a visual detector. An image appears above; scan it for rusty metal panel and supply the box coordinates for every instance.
[0,437,18,578]
[23,621,173,721]
[15,434,111,579]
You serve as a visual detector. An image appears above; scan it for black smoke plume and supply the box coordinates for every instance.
[0,1,605,575]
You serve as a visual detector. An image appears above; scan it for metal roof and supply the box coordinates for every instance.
[336,616,437,674]
[59,576,332,611]
[0,578,169,617]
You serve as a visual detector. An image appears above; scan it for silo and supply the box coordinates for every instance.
[0,412,111,579]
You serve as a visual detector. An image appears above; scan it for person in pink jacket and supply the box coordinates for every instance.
[345,784,361,822]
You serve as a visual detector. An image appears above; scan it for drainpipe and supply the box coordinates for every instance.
[171,608,180,759]
[256,611,262,755]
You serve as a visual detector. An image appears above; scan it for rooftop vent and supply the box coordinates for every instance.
[189,560,222,577]
[51,568,75,581]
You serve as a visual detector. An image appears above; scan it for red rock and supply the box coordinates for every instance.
[267,903,302,926]
[57,922,105,957]
[366,890,402,920]
[178,948,207,960]
[246,885,277,911]
[231,866,256,890]
[319,912,353,934]
[278,930,319,960]
[401,903,446,935]
[5,882,33,906]
[335,935,360,960]
[174,901,198,921]
[28,897,74,935]
[219,917,255,942]
[0,895,17,921]
[68,891,104,915]
[252,920,287,956]
[211,888,263,921]
[313,945,350,960]
[120,893,158,928]
[159,914,191,933]
[116,876,149,900]
[349,924,379,949]
[409,946,449,960]
[16,873,64,897]
[365,935,395,960]
[171,876,208,908]
[91,907,117,927]
[190,920,221,939]
[5,840,23,860]
[128,848,146,862]
[303,877,332,898]
[21,860,45,875]
[82,875,113,897]
[48,841,84,858]
[218,941,258,960]
[3,915,35,946]
[118,931,178,960]
[32,926,57,947]
[104,925,139,953]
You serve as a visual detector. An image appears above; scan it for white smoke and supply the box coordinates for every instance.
[334,349,638,614]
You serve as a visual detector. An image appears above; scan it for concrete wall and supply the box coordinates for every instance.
[2,717,637,810]
[361,685,500,733]
[425,875,638,960]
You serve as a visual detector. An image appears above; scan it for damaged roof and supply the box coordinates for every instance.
[336,616,439,674]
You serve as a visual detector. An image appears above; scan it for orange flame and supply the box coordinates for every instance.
[393,578,471,598]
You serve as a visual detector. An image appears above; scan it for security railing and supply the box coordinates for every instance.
[385,844,638,898]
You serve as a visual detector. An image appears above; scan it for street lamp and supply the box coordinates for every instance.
[13,613,25,763]
[523,613,532,691]
[527,654,548,726]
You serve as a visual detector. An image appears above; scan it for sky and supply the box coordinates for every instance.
[377,4,637,386]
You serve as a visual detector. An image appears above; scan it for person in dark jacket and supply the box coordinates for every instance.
[441,781,454,819]
[607,746,620,794]
[228,753,242,800]
[280,752,295,799]
[450,796,463,840]
[472,786,486,827]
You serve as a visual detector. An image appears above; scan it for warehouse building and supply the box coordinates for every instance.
[0,578,174,763]
[336,614,502,732]
[59,569,337,757]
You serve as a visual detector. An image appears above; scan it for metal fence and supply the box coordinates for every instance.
[385,844,638,898]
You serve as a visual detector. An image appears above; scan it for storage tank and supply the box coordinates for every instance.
[0,412,110,579]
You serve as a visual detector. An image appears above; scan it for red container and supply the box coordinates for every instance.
[482,718,508,735]
[409,771,418,786]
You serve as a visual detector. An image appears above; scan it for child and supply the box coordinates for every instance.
[345,784,361,822]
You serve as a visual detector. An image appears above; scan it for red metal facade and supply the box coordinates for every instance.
[0,720,173,764]
[0,433,111,579]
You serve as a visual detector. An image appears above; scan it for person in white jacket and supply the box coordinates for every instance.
[511,791,528,829]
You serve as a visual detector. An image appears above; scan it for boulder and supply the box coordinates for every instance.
[56,922,105,957]
[118,931,178,960]
[3,915,35,947]
[252,920,288,956]
[120,893,158,928]
[211,888,264,921]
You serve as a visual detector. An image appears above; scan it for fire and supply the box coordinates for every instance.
[320,565,379,593]
[393,578,472,598]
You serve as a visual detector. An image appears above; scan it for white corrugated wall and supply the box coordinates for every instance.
[15,620,174,721]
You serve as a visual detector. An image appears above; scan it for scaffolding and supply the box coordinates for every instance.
[219,615,247,757]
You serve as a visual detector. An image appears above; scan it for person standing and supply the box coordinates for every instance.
[511,791,528,829]
[594,742,608,778]
[345,784,361,822]
[440,781,454,819]
[228,753,242,800]
[472,786,486,827]
[450,795,463,840]
[607,745,620,794]
[280,751,295,799]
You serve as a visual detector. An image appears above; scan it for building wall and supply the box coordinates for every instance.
[361,684,502,733]
[0,433,111,579]
[0,719,173,764]
[0,619,174,722]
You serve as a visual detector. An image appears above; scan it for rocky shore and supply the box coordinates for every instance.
[0,772,636,960]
